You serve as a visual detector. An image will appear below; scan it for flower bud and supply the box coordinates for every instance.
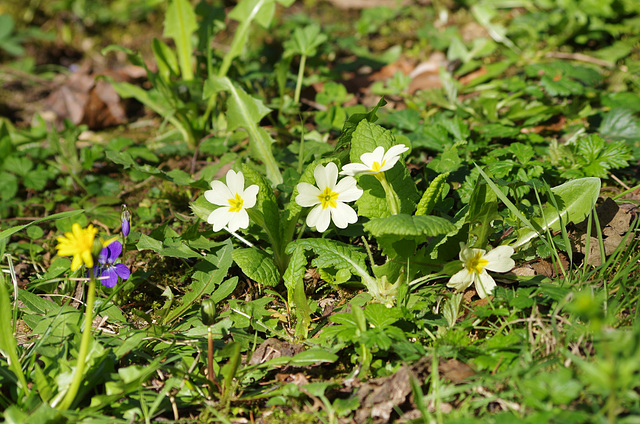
[201,298,217,326]
[121,205,131,237]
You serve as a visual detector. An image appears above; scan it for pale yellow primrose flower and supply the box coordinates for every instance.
[447,242,515,298]
[205,170,259,232]
[295,162,363,232]
[340,144,409,176]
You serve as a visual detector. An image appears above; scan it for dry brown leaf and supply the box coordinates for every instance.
[248,338,304,365]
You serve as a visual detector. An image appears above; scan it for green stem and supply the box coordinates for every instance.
[376,173,401,215]
[57,274,96,410]
[293,54,307,105]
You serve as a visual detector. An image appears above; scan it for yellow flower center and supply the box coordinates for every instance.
[317,186,339,209]
[371,160,386,173]
[466,251,489,274]
[228,193,244,213]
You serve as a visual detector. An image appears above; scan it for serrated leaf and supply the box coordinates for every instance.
[416,172,449,215]
[232,248,280,287]
[364,214,455,238]
[513,178,601,248]
[164,240,233,324]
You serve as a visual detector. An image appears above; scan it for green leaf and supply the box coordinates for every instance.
[164,0,197,80]
[416,172,449,216]
[164,240,233,324]
[283,23,327,57]
[364,214,455,238]
[0,210,84,243]
[599,108,640,142]
[335,97,386,151]
[511,178,601,248]
[152,38,179,82]
[241,164,283,267]
[232,248,280,287]
[467,182,501,248]
[106,150,208,189]
[0,172,18,201]
[283,244,312,338]
[218,0,293,77]
[287,239,372,284]
[0,280,29,393]
[204,77,282,184]
[136,234,163,252]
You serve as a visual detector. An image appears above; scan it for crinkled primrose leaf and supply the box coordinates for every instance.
[232,248,280,287]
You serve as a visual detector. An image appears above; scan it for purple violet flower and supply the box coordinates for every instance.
[93,241,130,288]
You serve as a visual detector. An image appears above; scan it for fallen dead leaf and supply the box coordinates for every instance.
[354,356,474,423]
[248,338,305,365]
[44,62,145,130]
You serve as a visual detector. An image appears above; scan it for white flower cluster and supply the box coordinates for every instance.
[204,145,408,233]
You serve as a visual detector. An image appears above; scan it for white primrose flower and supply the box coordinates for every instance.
[295,162,363,232]
[447,242,515,298]
[205,170,259,232]
[340,144,409,176]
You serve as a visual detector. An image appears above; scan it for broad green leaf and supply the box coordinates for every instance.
[164,240,233,324]
[416,172,449,216]
[365,214,455,238]
[283,244,312,338]
[335,97,386,151]
[0,172,18,201]
[0,280,29,392]
[204,77,282,184]
[599,108,640,142]
[288,239,372,283]
[136,234,163,253]
[232,248,280,287]
[365,214,455,259]
[0,210,84,243]
[209,277,239,305]
[164,0,197,80]
[511,178,601,248]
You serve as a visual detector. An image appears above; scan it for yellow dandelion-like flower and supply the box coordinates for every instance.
[56,223,98,271]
